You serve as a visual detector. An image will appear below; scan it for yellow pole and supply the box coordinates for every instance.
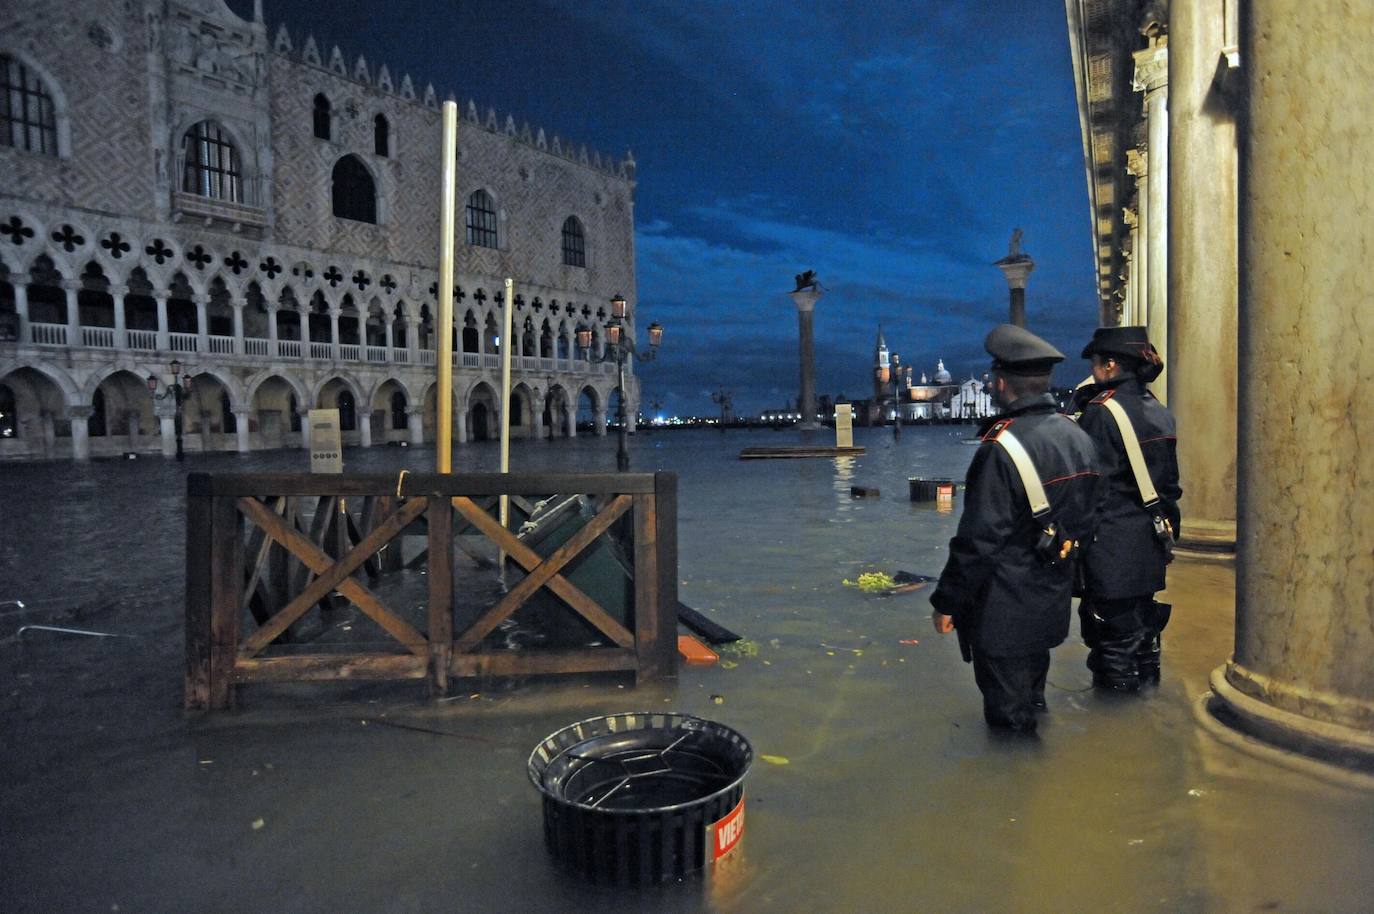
[436,101,458,473]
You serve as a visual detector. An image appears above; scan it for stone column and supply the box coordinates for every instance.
[594,407,607,437]
[1126,148,1149,329]
[994,256,1034,327]
[266,303,279,354]
[566,403,577,438]
[230,297,247,355]
[1209,2,1374,765]
[154,293,170,350]
[298,409,311,448]
[1169,0,1238,555]
[68,405,92,460]
[454,400,468,444]
[157,403,177,458]
[532,391,544,440]
[329,308,341,360]
[110,284,128,349]
[383,318,393,359]
[13,283,30,343]
[193,293,209,353]
[62,279,81,347]
[1135,40,1170,402]
[406,319,419,363]
[406,406,424,445]
[234,410,252,453]
[357,410,372,448]
[788,286,822,430]
[1123,205,1141,326]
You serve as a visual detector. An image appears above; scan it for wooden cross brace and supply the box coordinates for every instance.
[448,495,636,651]
[236,496,429,658]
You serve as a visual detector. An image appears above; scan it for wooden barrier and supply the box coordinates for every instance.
[185,472,678,710]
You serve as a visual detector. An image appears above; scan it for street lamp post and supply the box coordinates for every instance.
[577,294,663,471]
[711,386,732,430]
[147,359,194,461]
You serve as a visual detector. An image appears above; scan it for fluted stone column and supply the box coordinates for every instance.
[1210,2,1374,764]
[1169,0,1238,555]
[110,284,128,349]
[1123,205,1142,325]
[1126,149,1149,330]
[789,287,822,430]
[68,405,92,460]
[1135,40,1170,402]
[234,410,252,453]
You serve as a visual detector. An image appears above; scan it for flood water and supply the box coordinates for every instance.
[2,426,1372,913]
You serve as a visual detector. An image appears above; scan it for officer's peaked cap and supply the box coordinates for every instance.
[984,323,1064,376]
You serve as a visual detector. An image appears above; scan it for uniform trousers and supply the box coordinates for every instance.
[971,650,1050,731]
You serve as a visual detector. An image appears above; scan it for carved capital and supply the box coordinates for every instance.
[68,405,94,420]
[1126,146,1148,179]
[1133,43,1169,93]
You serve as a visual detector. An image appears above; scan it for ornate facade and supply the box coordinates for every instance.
[0,0,640,459]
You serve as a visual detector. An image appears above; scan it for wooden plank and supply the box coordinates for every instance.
[449,496,635,650]
[427,497,454,695]
[236,497,429,657]
[677,601,742,645]
[234,653,427,682]
[241,496,286,609]
[738,446,866,459]
[632,492,663,685]
[653,472,681,677]
[184,476,214,711]
[206,472,657,497]
[452,495,633,651]
[448,648,638,679]
[678,634,718,665]
[208,496,243,710]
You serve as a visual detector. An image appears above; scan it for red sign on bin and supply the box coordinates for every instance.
[709,795,745,862]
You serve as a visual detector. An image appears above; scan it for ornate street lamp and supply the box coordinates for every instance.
[148,359,194,461]
[577,294,662,471]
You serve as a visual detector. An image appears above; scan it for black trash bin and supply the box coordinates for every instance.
[528,712,753,886]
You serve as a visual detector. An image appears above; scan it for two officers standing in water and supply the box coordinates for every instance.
[929,323,1180,732]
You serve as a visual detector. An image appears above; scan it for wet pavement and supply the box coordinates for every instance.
[2,427,1373,913]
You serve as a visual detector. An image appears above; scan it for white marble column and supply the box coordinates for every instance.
[266,303,279,354]
[62,279,81,346]
[13,284,29,343]
[532,391,544,440]
[566,403,576,438]
[230,297,247,355]
[594,407,607,437]
[157,401,177,458]
[1210,0,1374,765]
[154,293,170,350]
[358,410,372,448]
[234,410,252,453]
[383,318,393,359]
[406,406,424,445]
[1126,149,1149,329]
[328,308,341,360]
[1135,40,1170,402]
[68,405,92,460]
[1169,0,1238,554]
[110,284,128,349]
[454,400,468,444]
[298,410,311,448]
[193,293,209,353]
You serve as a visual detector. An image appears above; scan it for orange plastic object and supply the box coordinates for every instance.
[678,635,719,666]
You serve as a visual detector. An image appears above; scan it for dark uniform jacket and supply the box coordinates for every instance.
[930,394,1100,657]
[1077,376,1182,599]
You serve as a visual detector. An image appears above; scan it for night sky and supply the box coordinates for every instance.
[249,0,1097,416]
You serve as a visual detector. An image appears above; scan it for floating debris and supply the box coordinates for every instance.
[760,754,790,766]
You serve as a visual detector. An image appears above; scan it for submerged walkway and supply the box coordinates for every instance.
[2,431,1372,913]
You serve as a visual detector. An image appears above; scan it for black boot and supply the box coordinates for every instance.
[1087,602,1145,692]
[1135,601,1171,685]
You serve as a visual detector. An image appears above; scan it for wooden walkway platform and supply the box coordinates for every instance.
[739,446,866,459]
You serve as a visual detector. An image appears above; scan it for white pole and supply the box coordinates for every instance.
[436,101,458,473]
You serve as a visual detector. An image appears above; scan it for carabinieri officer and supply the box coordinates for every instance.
[930,324,1100,733]
[1076,326,1182,691]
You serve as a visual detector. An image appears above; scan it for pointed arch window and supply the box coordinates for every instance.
[374,113,389,157]
[181,121,243,202]
[313,93,331,139]
[465,189,498,248]
[1,54,57,155]
[337,390,356,431]
[561,216,586,267]
[390,391,407,429]
[332,155,377,223]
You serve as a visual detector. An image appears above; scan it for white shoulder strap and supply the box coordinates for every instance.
[993,429,1050,518]
[1101,398,1159,506]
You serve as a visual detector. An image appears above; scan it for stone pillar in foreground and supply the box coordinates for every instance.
[68,406,92,460]
[994,234,1034,328]
[1211,2,1374,765]
[1168,0,1238,556]
[406,407,424,446]
[234,411,252,453]
[1135,38,1170,403]
[788,284,822,430]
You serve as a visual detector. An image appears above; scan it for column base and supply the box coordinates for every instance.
[1208,661,1374,772]
[1176,518,1236,561]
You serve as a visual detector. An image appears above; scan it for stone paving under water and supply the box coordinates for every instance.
[2,427,1372,913]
